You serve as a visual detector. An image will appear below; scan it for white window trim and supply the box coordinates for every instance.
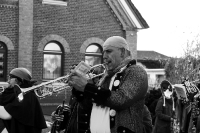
[42,0,68,6]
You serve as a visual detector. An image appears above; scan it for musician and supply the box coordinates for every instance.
[68,36,148,133]
[153,80,177,133]
[51,103,71,133]
[0,67,47,133]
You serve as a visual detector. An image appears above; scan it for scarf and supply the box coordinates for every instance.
[90,56,132,133]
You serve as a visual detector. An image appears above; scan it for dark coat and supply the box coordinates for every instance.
[153,97,173,133]
[65,89,92,133]
[0,85,47,133]
[176,99,191,133]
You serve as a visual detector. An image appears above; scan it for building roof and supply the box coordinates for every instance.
[137,50,170,60]
[107,0,149,30]
[124,0,149,29]
[0,0,148,30]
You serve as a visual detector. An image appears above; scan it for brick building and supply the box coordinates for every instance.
[0,0,149,114]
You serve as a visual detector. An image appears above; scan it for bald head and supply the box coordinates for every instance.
[103,36,130,51]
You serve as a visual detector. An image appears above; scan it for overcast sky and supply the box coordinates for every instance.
[132,0,200,57]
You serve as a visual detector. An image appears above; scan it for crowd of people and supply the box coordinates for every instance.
[1,35,200,133]
[144,79,200,133]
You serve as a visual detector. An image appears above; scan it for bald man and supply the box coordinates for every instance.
[68,36,148,133]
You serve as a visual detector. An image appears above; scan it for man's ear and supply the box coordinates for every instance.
[120,48,126,58]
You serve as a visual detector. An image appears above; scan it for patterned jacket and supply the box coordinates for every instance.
[66,60,148,133]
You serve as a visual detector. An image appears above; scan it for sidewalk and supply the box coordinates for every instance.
[42,115,52,133]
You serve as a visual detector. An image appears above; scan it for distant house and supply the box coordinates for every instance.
[137,50,170,88]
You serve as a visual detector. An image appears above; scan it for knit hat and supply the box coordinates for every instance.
[103,36,130,51]
[160,80,172,91]
[10,67,32,81]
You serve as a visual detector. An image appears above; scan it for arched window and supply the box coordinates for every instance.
[0,42,7,81]
[85,44,102,66]
[43,42,63,80]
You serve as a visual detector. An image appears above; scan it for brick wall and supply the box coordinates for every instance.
[0,5,18,77]
[32,0,123,81]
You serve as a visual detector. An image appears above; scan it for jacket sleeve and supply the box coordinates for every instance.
[84,83,111,104]
[107,65,148,110]
[155,98,171,122]
[84,65,148,110]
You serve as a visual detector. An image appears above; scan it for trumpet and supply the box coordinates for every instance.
[16,63,106,102]
[0,82,9,94]
[0,86,5,94]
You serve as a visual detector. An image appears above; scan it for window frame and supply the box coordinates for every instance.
[0,42,7,82]
[43,41,64,81]
[85,43,103,66]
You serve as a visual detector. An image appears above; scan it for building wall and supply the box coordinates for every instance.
[0,4,18,78]
[32,0,124,82]
[0,0,139,82]
[18,0,33,71]
[0,0,139,114]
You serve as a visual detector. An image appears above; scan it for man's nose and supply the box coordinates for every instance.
[103,52,108,59]
[103,56,107,63]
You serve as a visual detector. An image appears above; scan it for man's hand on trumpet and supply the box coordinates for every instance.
[51,111,64,122]
[68,70,88,92]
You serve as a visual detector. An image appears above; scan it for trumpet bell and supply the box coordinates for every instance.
[0,86,4,94]
[0,82,9,94]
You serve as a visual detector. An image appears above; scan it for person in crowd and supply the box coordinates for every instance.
[145,88,162,126]
[153,80,177,133]
[67,36,148,133]
[175,79,199,133]
[0,67,47,133]
[50,102,71,133]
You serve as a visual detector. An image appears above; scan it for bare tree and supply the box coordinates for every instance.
[165,34,200,84]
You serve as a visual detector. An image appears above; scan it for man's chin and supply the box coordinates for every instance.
[106,64,117,71]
